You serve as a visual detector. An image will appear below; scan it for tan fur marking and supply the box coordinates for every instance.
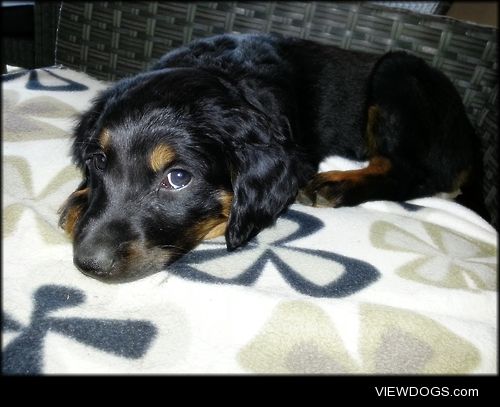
[59,187,89,238]
[150,144,176,172]
[202,221,228,240]
[123,241,143,263]
[99,128,111,152]
[453,168,471,191]
[191,191,234,241]
[366,105,380,156]
[300,156,392,207]
[63,204,84,238]
[312,156,392,186]
[189,217,225,241]
[219,190,233,218]
[72,187,89,199]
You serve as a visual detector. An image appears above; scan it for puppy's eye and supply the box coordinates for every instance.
[161,169,192,190]
[86,153,107,171]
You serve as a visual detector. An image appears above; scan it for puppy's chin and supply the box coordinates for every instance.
[78,265,162,284]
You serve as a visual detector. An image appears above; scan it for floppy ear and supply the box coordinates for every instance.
[218,77,307,250]
[224,142,300,250]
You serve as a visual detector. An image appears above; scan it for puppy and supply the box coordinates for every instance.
[59,33,489,282]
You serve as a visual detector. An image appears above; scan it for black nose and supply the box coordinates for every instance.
[74,243,116,277]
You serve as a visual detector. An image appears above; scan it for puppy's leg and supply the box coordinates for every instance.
[301,53,488,215]
[299,98,468,208]
[299,102,430,208]
[299,156,419,207]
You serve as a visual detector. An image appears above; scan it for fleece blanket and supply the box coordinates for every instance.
[2,67,497,374]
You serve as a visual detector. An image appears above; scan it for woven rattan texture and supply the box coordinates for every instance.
[55,1,498,225]
[34,2,61,68]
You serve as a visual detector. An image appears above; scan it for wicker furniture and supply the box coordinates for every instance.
[1,2,60,72]
[53,1,497,225]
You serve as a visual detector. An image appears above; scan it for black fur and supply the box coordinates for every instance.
[60,33,489,282]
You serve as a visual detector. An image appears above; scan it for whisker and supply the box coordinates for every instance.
[157,272,171,285]
[137,190,155,203]
[73,141,101,147]
[158,244,186,252]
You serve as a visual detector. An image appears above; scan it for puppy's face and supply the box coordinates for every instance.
[59,68,306,282]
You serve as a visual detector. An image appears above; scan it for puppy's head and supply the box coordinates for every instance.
[59,68,309,282]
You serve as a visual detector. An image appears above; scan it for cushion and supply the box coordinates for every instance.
[2,67,497,374]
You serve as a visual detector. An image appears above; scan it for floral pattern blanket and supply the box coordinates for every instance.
[2,67,497,374]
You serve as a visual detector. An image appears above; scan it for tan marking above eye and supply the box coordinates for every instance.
[99,128,111,152]
[150,144,176,172]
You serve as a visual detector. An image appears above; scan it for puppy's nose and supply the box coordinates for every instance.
[74,244,116,277]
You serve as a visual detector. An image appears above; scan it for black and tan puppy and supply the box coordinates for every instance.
[59,33,489,282]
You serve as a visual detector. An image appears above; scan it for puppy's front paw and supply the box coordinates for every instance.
[298,173,349,207]
[296,189,315,206]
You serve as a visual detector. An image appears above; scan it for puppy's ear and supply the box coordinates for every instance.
[225,143,300,250]
[217,78,306,250]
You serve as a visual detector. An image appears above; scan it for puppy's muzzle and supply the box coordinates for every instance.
[72,219,147,282]
[74,240,117,279]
